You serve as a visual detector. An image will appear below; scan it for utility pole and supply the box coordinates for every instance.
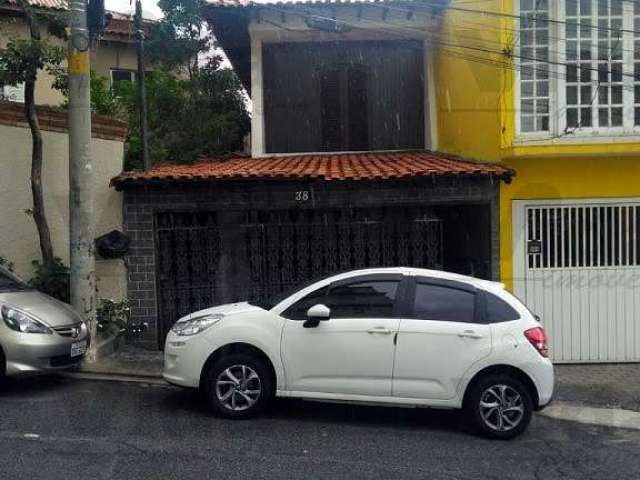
[135,0,151,171]
[68,0,97,359]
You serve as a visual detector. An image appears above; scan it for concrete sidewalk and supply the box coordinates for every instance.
[79,344,163,379]
[554,364,640,412]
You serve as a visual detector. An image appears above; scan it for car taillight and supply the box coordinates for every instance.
[524,327,548,358]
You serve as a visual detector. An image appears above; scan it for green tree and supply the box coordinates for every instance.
[146,0,210,78]
[52,69,122,116]
[122,0,250,169]
[119,57,249,170]
[0,0,66,267]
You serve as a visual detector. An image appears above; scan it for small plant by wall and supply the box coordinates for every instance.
[0,256,14,272]
[28,258,70,303]
[97,298,131,350]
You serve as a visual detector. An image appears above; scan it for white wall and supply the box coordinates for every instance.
[0,124,127,300]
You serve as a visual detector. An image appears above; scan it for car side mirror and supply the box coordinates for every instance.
[303,304,330,328]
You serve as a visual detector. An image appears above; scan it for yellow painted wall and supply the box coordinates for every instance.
[434,0,640,289]
[434,0,513,161]
[499,157,640,289]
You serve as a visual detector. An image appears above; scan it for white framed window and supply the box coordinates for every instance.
[516,0,640,139]
[0,82,25,103]
[518,0,550,133]
[110,68,137,85]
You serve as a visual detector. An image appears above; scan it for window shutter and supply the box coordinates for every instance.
[347,67,369,150]
[321,68,343,151]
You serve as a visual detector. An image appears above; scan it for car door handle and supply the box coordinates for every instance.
[367,327,393,334]
[458,330,484,339]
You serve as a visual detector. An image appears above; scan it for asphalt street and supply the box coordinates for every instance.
[0,376,639,480]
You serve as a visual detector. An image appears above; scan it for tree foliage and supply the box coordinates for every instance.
[122,0,250,169]
[0,38,64,86]
[29,257,70,303]
[52,69,122,116]
[119,57,249,170]
[146,0,210,78]
[2,0,250,172]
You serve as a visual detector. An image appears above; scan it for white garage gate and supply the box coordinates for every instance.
[513,199,640,363]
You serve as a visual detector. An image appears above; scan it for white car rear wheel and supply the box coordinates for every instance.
[466,373,533,440]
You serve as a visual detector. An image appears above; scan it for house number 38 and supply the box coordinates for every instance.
[295,191,310,201]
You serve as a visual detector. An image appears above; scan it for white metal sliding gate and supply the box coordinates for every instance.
[513,199,640,362]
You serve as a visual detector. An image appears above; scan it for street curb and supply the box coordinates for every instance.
[60,371,168,386]
[539,401,640,430]
[78,367,163,379]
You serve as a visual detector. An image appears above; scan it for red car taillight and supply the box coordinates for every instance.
[524,327,549,358]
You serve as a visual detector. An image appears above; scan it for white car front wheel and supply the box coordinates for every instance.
[204,353,273,419]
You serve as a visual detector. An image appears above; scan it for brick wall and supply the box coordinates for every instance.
[0,101,127,141]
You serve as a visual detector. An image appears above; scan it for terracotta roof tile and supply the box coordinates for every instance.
[111,151,514,188]
[2,0,67,9]
[27,0,67,9]
[4,2,154,35]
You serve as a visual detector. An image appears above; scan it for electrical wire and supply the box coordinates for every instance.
[260,2,640,83]
[236,1,640,137]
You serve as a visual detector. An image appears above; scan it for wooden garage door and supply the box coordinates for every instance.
[513,199,640,362]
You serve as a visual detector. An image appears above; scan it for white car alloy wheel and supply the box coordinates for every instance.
[479,384,525,432]
[215,364,262,412]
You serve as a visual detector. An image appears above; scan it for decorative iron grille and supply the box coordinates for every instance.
[156,212,221,343]
[242,207,443,304]
[155,207,442,345]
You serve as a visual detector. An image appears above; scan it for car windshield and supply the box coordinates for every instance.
[250,276,326,311]
[0,267,31,292]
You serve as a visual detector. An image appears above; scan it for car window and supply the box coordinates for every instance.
[251,274,329,310]
[485,292,520,322]
[281,286,328,320]
[325,280,400,318]
[412,282,475,323]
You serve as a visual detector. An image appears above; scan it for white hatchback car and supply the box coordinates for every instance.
[163,268,553,439]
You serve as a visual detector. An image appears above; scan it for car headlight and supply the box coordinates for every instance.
[171,314,222,336]
[1,304,52,334]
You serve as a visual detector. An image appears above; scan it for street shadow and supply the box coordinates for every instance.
[0,373,71,397]
[161,385,211,415]
[268,398,469,434]
[161,386,470,435]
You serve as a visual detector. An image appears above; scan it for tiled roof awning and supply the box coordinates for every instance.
[2,1,154,38]
[111,151,514,189]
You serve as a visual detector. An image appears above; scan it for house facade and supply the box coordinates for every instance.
[112,0,640,362]
[435,0,640,363]
[112,0,513,349]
